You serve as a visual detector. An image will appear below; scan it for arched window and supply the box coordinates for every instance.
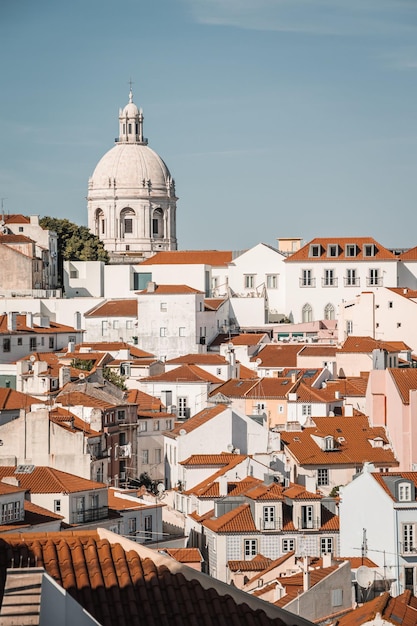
[324,303,335,320]
[120,208,135,237]
[152,208,164,239]
[302,303,313,323]
[95,208,105,236]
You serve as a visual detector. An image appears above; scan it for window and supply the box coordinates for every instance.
[266,274,278,289]
[139,421,147,432]
[282,538,295,552]
[152,218,159,235]
[76,496,85,522]
[142,450,149,464]
[18,226,24,232]
[154,420,160,431]
[101,321,108,335]
[346,320,353,335]
[399,482,412,502]
[244,539,257,558]
[325,436,334,450]
[144,515,152,535]
[302,303,313,323]
[301,505,314,529]
[302,405,312,417]
[324,303,335,320]
[3,338,10,353]
[332,589,343,607]
[17,338,22,346]
[327,244,338,257]
[178,397,188,418]
[49,337,54,348]
[388,301,393,308]
[160,302,167,312]
[124,218,133,234]
[321,537,333,553]
[364,243,375,257]
[165,419,172,429]
[301,269,313,287]
[1,501,20,523]
[278,404,284,414]
[128,517,136,535]
[179,327,186,337]
[244,275,255,289]
[346,269,357,286]
[216,367,222,375]
[90,494,99,509]
[29,337,36,351]
[117,410,125,421]
[368,269,380,286]
[160,327,167,337]
[403,524,415,553]
[345,244,357,257]
[113,320,119,329]
[54,499,61,512]
[323,269,335,287]
[126,320,133,329]
[263,506,275,529]
[309,244,321,258]
[155,448,162,464]
[317,468,329,486]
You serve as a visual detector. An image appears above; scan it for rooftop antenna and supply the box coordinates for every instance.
[1,198,7,222]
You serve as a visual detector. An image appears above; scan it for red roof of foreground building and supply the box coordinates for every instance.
[85,299,138,317]
[285,237,396,262]
[140,250,233,266]
[0,388,41,410]
[0,531,294,626]
[336,590,417,626]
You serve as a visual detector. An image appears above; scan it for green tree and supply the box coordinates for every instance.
[39,217,109,286]
[103,367,127,391]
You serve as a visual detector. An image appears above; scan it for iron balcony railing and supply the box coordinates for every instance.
[71,506,109,525]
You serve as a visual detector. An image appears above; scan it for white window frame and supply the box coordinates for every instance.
[317,468,329,486]
[244,274,255,289]
[244,539,257,558]
[282,538,295,552]
[266,274,278,289]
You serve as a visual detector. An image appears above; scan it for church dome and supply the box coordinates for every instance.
[90,143,171,191]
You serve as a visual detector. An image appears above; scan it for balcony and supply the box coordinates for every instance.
[299,278,316,288]
[298,516,320,530]
[321,277,338,288]
[260,518,282,531]
[71,506,109,525]
[344,278,360,287]
[366,277,383,287]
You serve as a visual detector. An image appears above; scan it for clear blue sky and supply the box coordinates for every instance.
[1,0,417,251]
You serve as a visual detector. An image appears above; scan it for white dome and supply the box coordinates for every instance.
[122,102,139,117]
[90,142,171,191]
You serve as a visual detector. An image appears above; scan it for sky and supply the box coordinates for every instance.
[1,0,417,252]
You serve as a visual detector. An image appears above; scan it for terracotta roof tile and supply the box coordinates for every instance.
[204,298,228,311]
[229,333,268,346]
[140,250,233,266]
[339,336,407,354]
[389,368,417,404]
[166,353,228,365]
[228,554,273,572]
[0,388,41,410]
[239,364,259,379]
[297,345,337,357]
[0,532,291,626]
[0,234,35,244]
[400,246,417,261]
[141,363,222,384]
[0,466,106,494]
[285,237,396,262]
[252,344,304,368]
[203,503,257,533]
[85,299,138,318]
[372,472,417,501]
[281,415,398,468]
[127,388,164,411]
[3,214,30,224]
[274,566,339,607]
[137,284,203,294]
[163,548,202,563]
[0,314,77,334]
[334,591,417,626]
[169,404,228,436]
[180,453,244,467]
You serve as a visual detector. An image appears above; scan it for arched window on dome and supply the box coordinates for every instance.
[120,208,135,238]
[302,303,313,323]
[324,303,335,320]
[95,209,105,237]
[152,208,164,239]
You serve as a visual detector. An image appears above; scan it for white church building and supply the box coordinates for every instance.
[87,88,178,262]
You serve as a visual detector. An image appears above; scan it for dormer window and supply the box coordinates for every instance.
[398,482,413,502]
[345,244,357,257]
[309,244,321,258]
[327,244,339,258]
[324,436,334,451]
[364,243,376,257]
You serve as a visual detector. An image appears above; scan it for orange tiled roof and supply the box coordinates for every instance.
[210,378,297,399]
[0,314,78,334]
[166,353,228,365]
[400,246,417,261]
[137,284,203,295]
[281,415,398,468]
[228,554,273,572]
[108,490,147,511]
[49,407,100,435]
[55,391,114,410]
[0,531,289,626]
[85,299,138,318]
[0,466,106,493]
[298,345,337,357]
[229,333,268,346]
[75,342,154,358]
[204,298,227,311]
[239,364,259,379]
[388,286,417,299]
[0,499,64,532]
[372,472,417,501]
[336,590,417,626]
[140,250,233,266]
[389,369,417,404]
[252,344,304,367]
[339,336,407,354]
[164,548,202,563]
[3,214,30,224]
[183,456,249,497]
[180,453,244,467]
[140,363,222,384]
[127,388,164,412]
[0,234,34,244]
[0,388,41,410]
[246,552,296,586]
[169,405,229,437]
[285,237,396,262]
[203,503,257,533]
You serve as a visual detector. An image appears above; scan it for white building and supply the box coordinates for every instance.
[87,88,177,261]
[284,237,399,325]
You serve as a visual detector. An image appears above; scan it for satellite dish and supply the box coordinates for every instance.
[227,443,234,452]
[179,428,186,436]
[79,372,86,380]
[29,355,36,362]
[256,358,262,364]
[356,566,374,588]
[157,483,165,494]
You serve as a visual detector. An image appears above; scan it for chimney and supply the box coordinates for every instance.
[7,312,18,331]
[322,552,333,568]
[291,373,297,383]
[59,366,71,389]
[335,391,340,400]
[303,555,310,592]
[67,341,75,353]
[26,312,33,328]
[147,281,156,293]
